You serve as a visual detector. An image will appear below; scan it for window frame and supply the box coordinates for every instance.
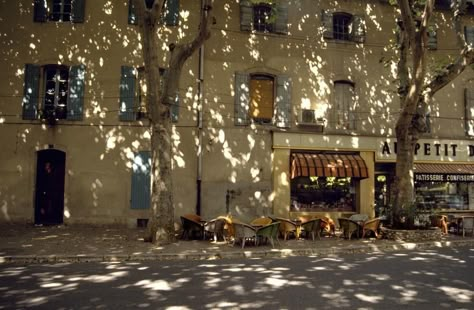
[249,73,275,124]
[333,12,352,41]
[42,64,70,120]
[34,0,85,23]
[253,3,274,33]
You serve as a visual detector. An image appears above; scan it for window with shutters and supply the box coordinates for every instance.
[234,72,291,127]
[240,1,288,34]
[34,0,85,23]
[22,64,85,122]
[334,81,356,130]
[128,0,179,26]
[322,11,365,43]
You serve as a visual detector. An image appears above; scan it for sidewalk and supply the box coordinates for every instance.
[1,223,474,264]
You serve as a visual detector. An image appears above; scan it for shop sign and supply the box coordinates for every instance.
[414,173,474,182]
[378,139,474,162]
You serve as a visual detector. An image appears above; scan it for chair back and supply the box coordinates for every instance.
[233,222,257,239]
[349,214,368,222]
[463,216,474,230]
[250,217,272,226]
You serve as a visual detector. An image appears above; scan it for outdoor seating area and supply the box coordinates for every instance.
[180,212,386,247]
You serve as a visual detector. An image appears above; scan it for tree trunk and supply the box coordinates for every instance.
[134,0,213,244]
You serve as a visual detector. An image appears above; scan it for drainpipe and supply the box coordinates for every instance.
[196,0,205,215]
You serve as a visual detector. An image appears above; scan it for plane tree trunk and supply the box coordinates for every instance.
[133,0,213,244]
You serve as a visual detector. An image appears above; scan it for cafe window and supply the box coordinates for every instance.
[415,182,470,211]
[291,176,355,212]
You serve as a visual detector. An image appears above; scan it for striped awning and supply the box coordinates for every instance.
[291,153,369,179]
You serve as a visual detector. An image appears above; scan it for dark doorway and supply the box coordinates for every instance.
[35,149,65,225]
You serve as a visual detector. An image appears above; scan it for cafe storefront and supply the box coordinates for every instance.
[378,139,474,214]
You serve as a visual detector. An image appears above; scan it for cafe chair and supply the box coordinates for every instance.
[180,214,204,240]
[338,218,361,240]
[361,218,381,238]
[429,214,448,234]
[320,217,336,237]
[203,217,226,242]
[461,216,474,237]
[232,222,257,248]
[256,222,281,248]
[301,218,322,241]
[274,217,299,240]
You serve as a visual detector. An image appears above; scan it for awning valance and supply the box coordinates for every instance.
[291,153,369,179]
[414,163,474,175]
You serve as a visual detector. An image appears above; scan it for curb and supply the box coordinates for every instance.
[1,239,473,264]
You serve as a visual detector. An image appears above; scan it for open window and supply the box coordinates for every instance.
[22,64,85,123]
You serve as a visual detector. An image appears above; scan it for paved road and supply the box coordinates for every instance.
[1,246,473,309]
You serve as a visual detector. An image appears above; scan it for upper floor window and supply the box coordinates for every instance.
[22,63,86,122]
[253,3,273,33]
[334,81,356,130]
[250,74,274,123]
[128,0,179,26]
[34,0,85,23]
[234,71,291,128]
[240,1,288,34]
[322,10,365,43]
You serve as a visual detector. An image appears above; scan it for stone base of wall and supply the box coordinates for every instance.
[381,227,443,242]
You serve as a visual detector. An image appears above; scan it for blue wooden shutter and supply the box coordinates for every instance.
[130,151,151,209]
[465,26,474,46]
[128,0,137,25]
[71,0,85,23]
[67,64,85,121]
[274,75,291,128]
[171,92,179,122]
[234,72,250,126]
[427,28,437,50]
[240,1,253,31]
[34,0,47,22]
[22,64,40,120]
[274,1,288,34]
[119,66,136,121]
[163,0,179,26]
[322,10,333,39]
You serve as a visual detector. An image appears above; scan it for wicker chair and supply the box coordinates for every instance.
[461,216,474,237]
[180,214,204,240]
[232,222,257,248]
[203,217,227,241]
[274,217,299,240]
[361,218,381,238]
[338,217,361,240]
[320,217,336,237]
[429,214,448,234]
[256,222,281,248]
[301,218,322,241]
